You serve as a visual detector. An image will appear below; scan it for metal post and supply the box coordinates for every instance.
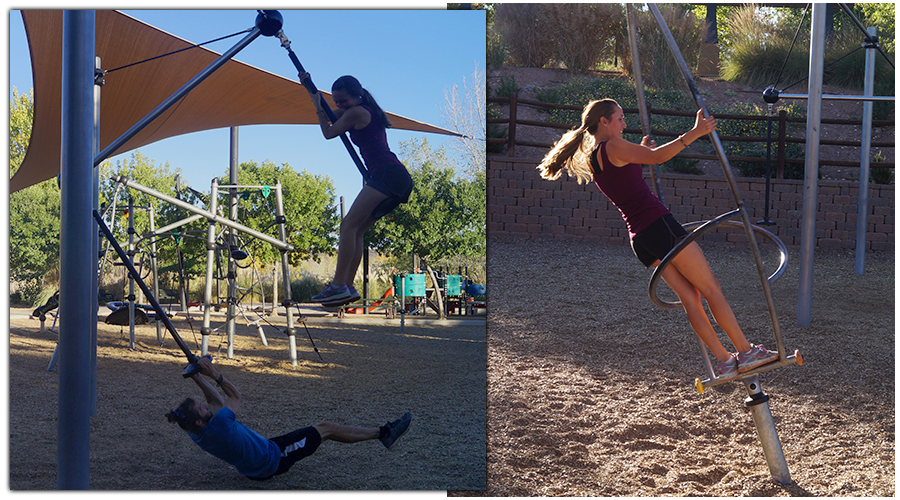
[58,9,94,490]
[274,181,298,365]
[149,203,162,344]
[626,3,665,204]
[226,127,239,359]
[201,179,220,357]
[742,376,792,485]
[855,27,877,275]
[797,5,826,327]
[127,197,136,349]
[91,55,101,416]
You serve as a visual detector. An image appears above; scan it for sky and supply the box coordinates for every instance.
[8,7,486,210]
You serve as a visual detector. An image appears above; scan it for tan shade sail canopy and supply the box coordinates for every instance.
[12,10,458,193]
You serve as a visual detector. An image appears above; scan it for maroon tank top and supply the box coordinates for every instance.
[591,141,670,238]
[348,104,403,174]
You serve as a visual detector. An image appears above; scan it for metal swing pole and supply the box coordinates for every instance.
[273,28,370,182]
[625,4,665,204]
[648,4,793,485]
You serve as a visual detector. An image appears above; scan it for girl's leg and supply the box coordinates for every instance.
[659,262,733,362]
[666,242,752,353]
[332,186,388,286]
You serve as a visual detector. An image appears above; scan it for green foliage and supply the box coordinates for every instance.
[9,89,59,304]
[660,157,703,175]
[708,101,807,179]
[486,78,508,154]
[494,3,622,72]
[871,150,893,184]
[620,4,704,91]
[369,137,486,265]
[487,23,506,69]
[228,160,339,265]
[290,273,328,304]
[495,75,520,98]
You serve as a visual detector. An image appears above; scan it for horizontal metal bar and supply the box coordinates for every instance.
[113,176,294,251]
[779,93,895,102]
[699,352,802,391]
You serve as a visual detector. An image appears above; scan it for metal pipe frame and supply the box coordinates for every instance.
[625,3,665,204]
[777,93,893,102]
[112,175,293,251]
[855,27,877,274]
[94,26,263,167]
[274,180,298,365]
[201,178,220,357]
[797,5,827,328]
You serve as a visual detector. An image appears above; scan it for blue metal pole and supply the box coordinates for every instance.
[58,9,95,490]
[855,27,877,275]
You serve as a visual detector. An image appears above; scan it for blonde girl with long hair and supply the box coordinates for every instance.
[537,99,777,376]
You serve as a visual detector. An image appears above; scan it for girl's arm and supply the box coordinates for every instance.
[300,72,368,140]
[606,110,716,167]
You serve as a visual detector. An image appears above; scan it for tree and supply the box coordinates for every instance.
[367,137,485,318]
[9,88,61,304]
[442,63,486,179]
[225,160,339,266]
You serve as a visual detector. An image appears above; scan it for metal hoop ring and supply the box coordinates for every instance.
[648,210,789,309]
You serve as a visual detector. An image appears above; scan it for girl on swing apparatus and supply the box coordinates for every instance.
[300,74,413,306]
[537,98,778,377]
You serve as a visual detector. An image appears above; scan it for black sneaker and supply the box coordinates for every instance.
[380,412,412,450]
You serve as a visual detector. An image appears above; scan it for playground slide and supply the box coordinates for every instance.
[346,287,393,314]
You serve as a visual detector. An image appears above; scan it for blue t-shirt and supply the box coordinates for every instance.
[190,407,281,478]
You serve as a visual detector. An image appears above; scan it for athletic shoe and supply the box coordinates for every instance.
[380,412,412,450]
[319,286,360,307]
[716,354,739,378]
[737,344,779,372]
[312,283,350,304]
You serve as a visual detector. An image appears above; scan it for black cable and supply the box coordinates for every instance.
[104,28,254,74]
[772,4,810,91]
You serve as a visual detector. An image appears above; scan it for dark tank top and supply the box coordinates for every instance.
[348,104,404,174]
[591,141,670,238]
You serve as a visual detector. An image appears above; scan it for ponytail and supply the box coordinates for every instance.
[333,75,392,129]
[536,126,594,184]
[536,98,620,184]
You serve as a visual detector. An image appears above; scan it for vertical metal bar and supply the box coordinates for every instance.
[128,197,136,349]
[626,3,665,204]
[855,27,876,275]
[94,27,263,166]
[275,181,297,365]
[797,5,826,327]
[58,9,94,490]
[91,55,101,416]
[201,179,219,356]
[227,127,239,359]
[149,203,162,344]
[742,376,792,485]
[648,3,785,356]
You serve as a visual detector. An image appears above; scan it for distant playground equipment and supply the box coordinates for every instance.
[338,268,486,325]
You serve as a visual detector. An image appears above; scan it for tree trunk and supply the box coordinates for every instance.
[426,265,445,320]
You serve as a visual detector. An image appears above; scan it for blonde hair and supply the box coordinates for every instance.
[536,99,621,184]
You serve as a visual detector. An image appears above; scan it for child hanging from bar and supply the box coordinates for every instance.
[536,98,778,377]
[300,73,413,306]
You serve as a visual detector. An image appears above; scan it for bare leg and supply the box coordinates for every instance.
[656,242,752,361]
[332,186,388,286]
[313,421,379,443]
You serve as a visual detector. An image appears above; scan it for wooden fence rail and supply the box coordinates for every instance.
[488,92,895,179]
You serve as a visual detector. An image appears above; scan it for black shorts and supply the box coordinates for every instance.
[631,214,688,267]
[367,163,413,219]
[248,426,322,481]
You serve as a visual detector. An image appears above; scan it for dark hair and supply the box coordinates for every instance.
[332,75,392,130]
[166,398,204,434]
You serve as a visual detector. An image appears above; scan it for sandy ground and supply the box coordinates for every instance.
[450,236,893,497]
[8,308,486,491]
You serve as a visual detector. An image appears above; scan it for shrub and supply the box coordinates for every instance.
[619,4,704,91]
[290,274,327,304]
[871,150,894,184]
[487,24,506,69]
[494,4,553,68]
[495,75,520,98]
